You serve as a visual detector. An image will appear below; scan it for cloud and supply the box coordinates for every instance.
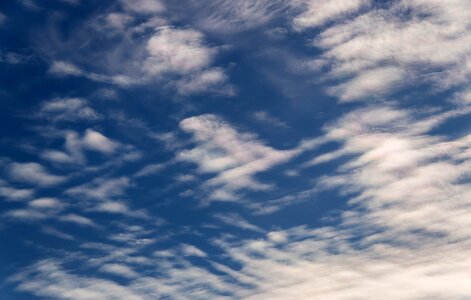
[66,177,130,201]
[8,162,66,186]
[94,201,131,214]
[45,24,228,94]
[105,13,134,30]
[0,181,34,201]
[214,213,264,232]
[99,263,138,278]
[121,0,165,14]
[134,163,166,178]
[29,197,61,209]
[187,0,290,32]
[251,111,288,128]
[294,0,471,101]
[0,12,7,25]
[49,61,83,76]
[327,66,405,102]
[59,213,98,227]
[5,209,49,221]
[181,244,207,257]
[0,51,33,64]
[40,129,121,165]
[293,0,369,29]
[11,260,145,300]
[178,114,299,201]
[49,61,135,87]
[5,197,63,221]
[176,68,232,96]
[82,129,119,154]
[38,98,101,122]
[144,27,217,76]
[41,226,75,240]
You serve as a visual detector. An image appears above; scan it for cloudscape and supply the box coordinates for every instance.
[1,1,471,299]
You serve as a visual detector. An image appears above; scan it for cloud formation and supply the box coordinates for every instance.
[178,114,299,201]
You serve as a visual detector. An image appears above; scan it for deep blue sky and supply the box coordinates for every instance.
[1,1,471,299]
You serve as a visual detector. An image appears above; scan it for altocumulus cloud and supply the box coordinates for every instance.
[2,0,471,299]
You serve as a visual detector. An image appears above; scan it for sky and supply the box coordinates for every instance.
[1,0,471,299]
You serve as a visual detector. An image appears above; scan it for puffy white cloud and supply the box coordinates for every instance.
[293,0,369,29]
[5,197,63,221]
[46,26,229,94]
[328,66,405,102]
[8,162,66,186]
[293,0,471,101]
[94,201,131,214]
[176,68,232,96]
[178,114,299,201]
[29,197,61,209]
[0,181,34,201]
[145,28,217,76]
[12,260,145,300]
[82,129,119,154]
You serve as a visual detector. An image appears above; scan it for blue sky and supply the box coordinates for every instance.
[1,0,471,299]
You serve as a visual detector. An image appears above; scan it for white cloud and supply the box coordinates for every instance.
[59,213,97,227]
[5,209,48,221]
[41,226,75,240]
[49,61,83,76]
[38,98,100,122]
[99,263,138,278]
[67,177,130,201]
[252,111,288,128]
[178,114,300,201]
[295,0,471,100]
[40,129,121,165]
[293,0,369,29]
[214,213,263,232]
[134,163,166,178]
[105,13,134,30]
[9,162,66,186]
[327,66,405,102]
[29,197,61,209]
[189,0,290,32]
[0,182,34,201]
[94,201,130,214]
[121,0,165,14]
[12,260,145,300]
[82,129,119,154]
[176,68,232,95]
[181,244,207,257]
[145,28,216,76]
[49,61,136,87]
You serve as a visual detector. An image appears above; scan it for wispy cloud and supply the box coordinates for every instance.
[178,114,299,201]
[8,162,67,186]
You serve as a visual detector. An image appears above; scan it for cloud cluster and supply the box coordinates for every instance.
[178,114,299,201]
[295,0,471,101]
[43,4,232,95]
